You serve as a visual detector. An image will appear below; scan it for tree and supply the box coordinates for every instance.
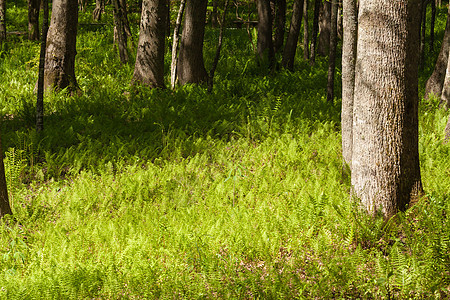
[425,4,450,99]
[170,0,186,88]
[341,0,357,165]
[302,0,309,60]
[28,0,41,40]
[36,0,49,132]
[445,115,450,142]
[309,0,320,65]
[326,0,338,102]
[0,0,5,43]
[132,0,168,88]
[176,0,208,85]
[282,0,303,70]
[440,54,450,109]
[318,0,331,56]
[0,133,12,218]
[256,0,275,68]
[92,0,104,22]
[352,0,423,219]
[272,0,286,55]
[113,0,129,64]
[43,0,79,92]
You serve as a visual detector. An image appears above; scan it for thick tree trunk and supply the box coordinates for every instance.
[28,0,41,40]
[352,0,423,219]
[282,0,303,70]
[303,0,309,60]
[177,0,208,85]
[36,0,49,132]
[92,0,104,22]
[132,0,167,88]
[309,0,320,65]
[257,0,275,68]
[273,0,286,55]
[318,0,331,57]
[326,0,337,103]
[0,134,13,218]
[341,0,357,166]
[430,0,436,53]
[112,0,129,64]
[43,0,79,92]
[0,0,5,43]
[170,0,186,88]
[425,5,450,99]
[440,54,450,109]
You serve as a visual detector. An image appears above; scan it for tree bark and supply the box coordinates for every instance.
[309,0,320,65]
[43,0,79,92]
[28,0,41,40]
[112,0,129,64]
[326,0,337,103]
[352,0,423,220]
[430,0,435,53]
[420,0,427,70]
[425,5,450,99]
[273,0,286,55]
[282,0,303,70]
[0,133,13,218]
[341,0,357,166]
[170,0,186,88]
[0,0,5,43]
[132,0,168,88]
[119,0,132,38]
[36,0,49,132]
[92,0,104,22]
[303,0,309,60]
[318,0,331,57]
[257,0,275,68]
[445,115,450,143]
[212,0,218,28]
[177,0,208,85]
[440,54,450,109]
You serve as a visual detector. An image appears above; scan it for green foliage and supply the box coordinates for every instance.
[0,4,449,299]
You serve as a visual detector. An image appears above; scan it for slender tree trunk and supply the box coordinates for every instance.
[425,5,450,99]
[177,0,208,85]
[326,0,337,102]
[420,0,427,70]
[257,0,275,68]
[341,0,357,166]
[119,0,132,38]
[309,0,320,65]
[36,0,49,132]
[318,0,331,57]
[212,0,218,28]
[282,0,303,70]
[92,0,104,22]
[303,0,309,60]
[170,0,186,88]
[273,0,286,55]
[28,0,41,40]
[440,54,450,109]
[445,115,450,143]
[43,0,79,92]
[352,0,423,220]
[112,0,129,64]
[132,0,168,88]
[0,134,12,218]
[0,0,5,43]
[430,0,436,53]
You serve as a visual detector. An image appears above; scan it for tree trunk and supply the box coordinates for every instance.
[440,54,450,109]
[43,0,79,92]
[273,0,286,55]
[0,133,13,218]
[352,0,423,220]
[170,0,186,88]
[341,0,357,166]
[212,0,218,28]
[326,0,337,103]
[318,0,331,57]
[257,0,275,68]
[28,0,41,40]
[281,0,303,70]
[303,0,309,60]
[132,0,167,88]
[309,0,320,65]
[425,5,450,99]
[445,115,450,143]
[36,0,49,132]
[119,0,132,38]
[92,0,104,22]
[420,0,427,70]
[0,0,5,43]
[430,0,436,53]
[112,0,129,64]
[177,0,208,85]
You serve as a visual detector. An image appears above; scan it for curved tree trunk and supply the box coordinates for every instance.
[0,134,13,218]
[425,5,450,99]
[0,0,5,43]
[43,0,79,92]
[177,0,208,85]
[341,0,357,166]
[326,0,337,102]
[273,0,286,55]
[28,0,41,40]
[309,0,320,65]
[352,0,423,220]
[302,0,309,60]
[257,0,275,68]
[318,0,331,57]
[132,0,167,88]
[282,0,303,70]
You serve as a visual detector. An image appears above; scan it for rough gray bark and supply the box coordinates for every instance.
[303,0,309,60]
[36,0,49,132]
[28,0,41,40]
[92,0,104,22]
[440,54,450,109]
[0,0,5,43]
[113,0,129,64]
[0,133,13,218]
[309,0,320,65]
[326,0,338,102]
[341,0,357,166]
[318,0,331,57]
[425,5,450,99]
[273,0,286,55]
[132,0,167,88]
[257,0,275,68]
[177,0,208,85]
[352,0,423,220]
[170,0,186,88]
[43,0,79,92]
[282,0,303,70]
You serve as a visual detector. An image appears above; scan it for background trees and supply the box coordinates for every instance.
[0,133,12,218]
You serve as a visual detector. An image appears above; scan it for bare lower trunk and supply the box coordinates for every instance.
[445,115,450,143]
[352,0,423,220]
[257,0,275,68]
[273,0,286,55]
[425,5,450,99]
[420,0,427,70]
[318,0,331,57]
[28,0,41,40]
[341,0,357,166]
[303,0,309,60]
[36,0,49,132]
[170,0,186,88]
[440,52,450,109]
[430,0,436,52]
[0,134,13,218]
[119,0,132,38]
[309,0,320,65]
[132,0,168,88]
[113,0,129,64]
[282,0,303,70]
[326,0,338,103]
[0,0,5,42]
[92,0,104,22]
